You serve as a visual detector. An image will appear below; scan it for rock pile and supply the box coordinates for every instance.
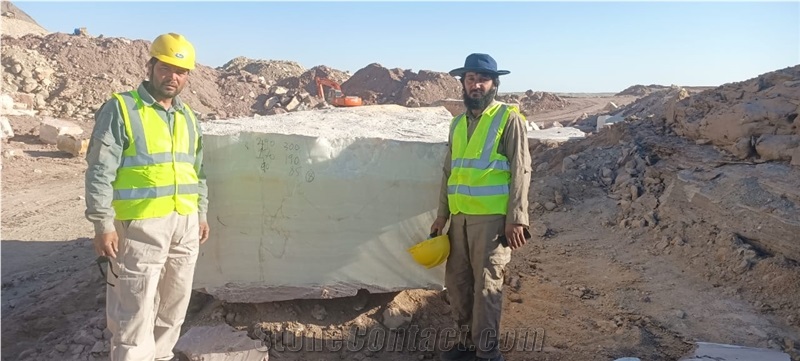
[398,70,462,107]
[341,63,461,106]
[616,66,800,163]
[1,33,478,123]
[666,65,800,162]
[619,86,689,123]
[497,90,570,117]
[277,65,350,97]
[615,84,672,97]
[255,85,330,116]
[1,44,56,112]
[220,56,306,85]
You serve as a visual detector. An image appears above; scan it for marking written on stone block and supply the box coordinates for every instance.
[252,136,315,183]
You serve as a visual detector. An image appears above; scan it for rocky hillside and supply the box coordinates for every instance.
[616,65,800,163]
[1,31,470,123]
[0,1,47,38]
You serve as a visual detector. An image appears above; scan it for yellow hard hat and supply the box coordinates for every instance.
[150,33,196,70]
[407,234,450,269]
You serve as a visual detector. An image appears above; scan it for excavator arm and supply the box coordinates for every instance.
[315,76,363,107]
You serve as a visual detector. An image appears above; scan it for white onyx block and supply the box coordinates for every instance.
[195,105,455,302]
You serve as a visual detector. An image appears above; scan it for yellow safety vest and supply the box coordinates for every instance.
[110,90,200,220]
[447,103,516,215]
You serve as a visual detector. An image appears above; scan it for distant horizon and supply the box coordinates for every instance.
[10,1,799,93]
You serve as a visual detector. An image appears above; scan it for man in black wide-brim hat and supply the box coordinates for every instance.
[430,53,532,361]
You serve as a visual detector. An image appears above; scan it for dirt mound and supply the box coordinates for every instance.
[616,84,672,97]
[617,86,688,122]
[340,63,406,104]
[498,90,570,117]
[612,66,800,163]
[277,65,350,97]
[341,63,461,106]
[666,65,800,161]
[2,1,38,24]
[399,70,462,107]
[526,116,800,360]
[1,1,48,38]
[0,33,334,121]
[0,33,465,122]
[219,56,306,85]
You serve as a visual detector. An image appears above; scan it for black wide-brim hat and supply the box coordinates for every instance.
[449,53,510,77]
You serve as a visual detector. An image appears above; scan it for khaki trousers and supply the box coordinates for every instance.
[107,211,200,361]
[445,213,511,359]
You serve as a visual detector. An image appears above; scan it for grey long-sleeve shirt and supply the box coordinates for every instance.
[437,100,532,226]
[84,82,208,235]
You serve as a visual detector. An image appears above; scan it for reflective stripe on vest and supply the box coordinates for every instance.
[447,103,513,215]
[110,90,200,220]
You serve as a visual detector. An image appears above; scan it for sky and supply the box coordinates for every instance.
[11,1,800,93]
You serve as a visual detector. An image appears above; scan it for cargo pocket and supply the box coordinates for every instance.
[483,246,511,295]
[115,275,146,345]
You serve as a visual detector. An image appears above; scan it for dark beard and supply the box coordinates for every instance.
[463,87,497,111]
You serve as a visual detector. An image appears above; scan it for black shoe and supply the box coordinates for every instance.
[440,342,475,361]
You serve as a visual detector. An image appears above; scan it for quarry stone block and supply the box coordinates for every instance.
[56,134,89,157]
[195,105,453,302]
[39,117,83,145]
[528,127,586,149]
[596,114,625,132]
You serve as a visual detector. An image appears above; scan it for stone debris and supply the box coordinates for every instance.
[38,117,83,145]
[174,324,269,361]
[596,114,625,132]
[680,342,790,361]
[603,101,619,112]
[497,90,570,117]
[56,133,89,157]
[382,306,413,329]
[1,116,14,140]
[528,127,586,149]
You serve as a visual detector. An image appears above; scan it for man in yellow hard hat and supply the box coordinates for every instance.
[84,32,209,361]
[431,53,531,361]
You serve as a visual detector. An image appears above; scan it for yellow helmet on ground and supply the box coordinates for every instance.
[407,234,450,269]
[150,33,195,70]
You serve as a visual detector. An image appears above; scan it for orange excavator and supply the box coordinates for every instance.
[315,76,363,107]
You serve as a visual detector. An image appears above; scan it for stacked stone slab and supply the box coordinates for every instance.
[194,105,454,302]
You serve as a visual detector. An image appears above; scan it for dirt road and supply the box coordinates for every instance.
[529,95,636,127]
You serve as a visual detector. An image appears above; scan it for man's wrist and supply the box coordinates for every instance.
[94,220,116,235]
[506,213,529,227]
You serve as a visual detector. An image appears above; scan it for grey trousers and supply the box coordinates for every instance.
[107,211,200,361]
[445,213,512,359]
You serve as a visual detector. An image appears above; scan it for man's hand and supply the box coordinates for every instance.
[199,222,210,244]
[430,216,448,236]
[94,231,119,258]
[505,224,527,250]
